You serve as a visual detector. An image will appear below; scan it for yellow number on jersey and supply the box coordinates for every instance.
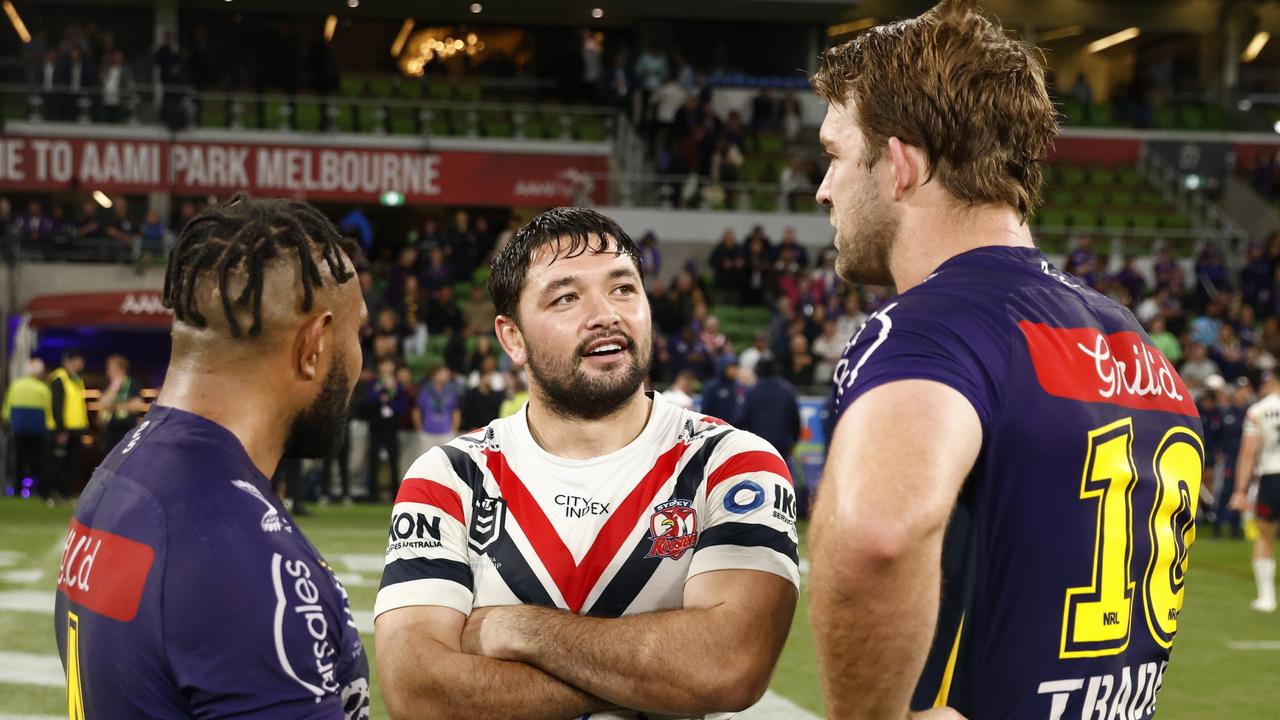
[67,611,86,720]
[1143,428,1204,648]
[1060,420,1204,659]
[1061,419,1137,658]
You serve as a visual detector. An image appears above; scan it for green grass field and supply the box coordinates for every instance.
[1,497,1276,717]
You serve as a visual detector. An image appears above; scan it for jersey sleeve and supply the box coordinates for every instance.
[374,446,475,618]
[161,518,360,718]
[690,430,800,588]
[1244,404,1264,438]
[831,295,1003,431]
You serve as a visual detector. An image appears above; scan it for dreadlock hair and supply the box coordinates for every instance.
[163,194,357,339]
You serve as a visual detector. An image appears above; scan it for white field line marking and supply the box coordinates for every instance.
[335,554,384,573]
[0,551,23,567]
[0,715,64,720]
[0,652,63,688]
[0,569,42,584]
[740,689,822,719]
[0,590,54,614]
[1225,640,1280,650]
[354,610,374,635]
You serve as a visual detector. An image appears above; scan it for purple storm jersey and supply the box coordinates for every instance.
[53,405,370,719]
[830,247,1204,720]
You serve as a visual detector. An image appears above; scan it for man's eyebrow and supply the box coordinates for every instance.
[539,275,579,296]
[608,267,639,281]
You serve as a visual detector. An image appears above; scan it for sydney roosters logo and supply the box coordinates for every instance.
[646,499,698,561]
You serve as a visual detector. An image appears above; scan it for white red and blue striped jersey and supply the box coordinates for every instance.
[374,392,799,719]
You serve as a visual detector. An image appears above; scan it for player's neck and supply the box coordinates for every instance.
[891,204,1034,293]
[525,389,653,460]
[155,366,289,479]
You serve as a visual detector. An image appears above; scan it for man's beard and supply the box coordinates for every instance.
[834,177,899,287]
[526,329,651,421]
[283,354,353,459]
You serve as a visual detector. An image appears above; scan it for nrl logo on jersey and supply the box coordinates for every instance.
[232,479,293,533]
[468,485,507,553]
[646,499,698,560]
[459,425,500,452]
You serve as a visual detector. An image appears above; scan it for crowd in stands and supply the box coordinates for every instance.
[0,195,175,263]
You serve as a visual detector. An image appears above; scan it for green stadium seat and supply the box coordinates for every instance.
[1154,106,1178,129]
[1037,235,1068,254]
[482,110,514,138]
[330,103,356,132]
[1058,165,1086,187]
[1037,207,1068,228]
[1087,104,1114,127]
[400,81,423,100]
[1102,212,1130,231]
[340,77,365,97]
[1136,190,1163,208]
[358,104,384,133]
[1130,212,1158,230]
[518,113,548,139]
[294,100,323,131]
[455,81,482,102]
[1206,105,1230,130]
[236,100,262,129]
[389,106,418,135]
[1109,190,1134,207]
[1079,189,1106,208]
[574,116,607,141]
[1160,214,1193,230]
[1087,166,1116,187]
[1179,105,1206,131]
[751,190,779,212]
[199,98,228,128]
[368,77,394,98]
[1117,168,1144,188]
[427,82,453,101]
[263,96,289,130]
[1060,101,1085,125]
[1067,209,1100,228]
[425,108,452,136]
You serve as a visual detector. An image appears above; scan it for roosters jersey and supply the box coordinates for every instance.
[374,392,800,720]
[53,406,370,719]
[1243,393,1280,476]
[829,247,1204,719]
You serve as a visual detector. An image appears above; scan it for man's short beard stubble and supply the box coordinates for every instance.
[525,329,652,421]
[834,167,900,287]
[283,353,352,459]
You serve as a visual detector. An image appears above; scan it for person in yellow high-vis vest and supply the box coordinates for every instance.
[2,358,53,498]
[48,348,88,500]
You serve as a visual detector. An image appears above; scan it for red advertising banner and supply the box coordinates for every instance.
[0,135,608,206]
[27,291,172,330]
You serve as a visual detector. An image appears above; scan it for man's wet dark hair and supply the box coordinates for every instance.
[163,194,356,339]
[488,207,644,321]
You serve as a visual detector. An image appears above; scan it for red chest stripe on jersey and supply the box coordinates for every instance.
[1019,321,1197,416]
[56,519,154,622]
[706,451,793,494]
[699,416,728,425]
[396,479,466,525]
[482,441,688,613]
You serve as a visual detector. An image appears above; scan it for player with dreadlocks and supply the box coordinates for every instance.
[54,195,372,719]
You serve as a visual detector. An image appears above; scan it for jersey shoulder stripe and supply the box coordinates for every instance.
[380,556,472,589]
[394,479,465,525]
[699,522,799,565]
[706,449,791,494]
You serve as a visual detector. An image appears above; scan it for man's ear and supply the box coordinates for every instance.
[886,136,925,202]
[294,312,333,381]
[494,314,527,366]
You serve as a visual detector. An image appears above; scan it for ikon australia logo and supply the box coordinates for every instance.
[387,511,443,552]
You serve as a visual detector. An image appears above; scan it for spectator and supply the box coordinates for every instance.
[834,293,867,341]
[1147,317,1182,364]
[105,197,138,257]
[499,371,530,418]
[396,275,428,357]
[338,207,374,255]
[373,307,406,360]
[1195,242,1229,297]
[739,331,769,376]
[634,45,669,121]
[54,47,96,121]
[154,30,188,128]
[812,319,844,383]
[783,334,815,387]
[462,285,498,337]
[737,357,800,468]
[386,245,420,309]
[48,349,89,502]
[419,245,454,294]
[468,336,499,375]
[443,325,470,376]
[1179,343,1221,395]
[18,201,52,246]
[750,88,777,132]
[414,364,462,451]
[98,354,145,453]
[1190,300,1224,347]
[650,73,690,152]
[662,369,698,411]
[1070,72,1093,107]
[1214,379,1252,538]
[139,210,169,260]
[22,30,49,89]
[742,233,774,305]
[780,92,803,142]
[638,231,662,282]
[699,316,728,357]
[365,357,412,502]
[1241,241,1273,311]
[1111,256,1146,301]
[460,357,506,430]
[700,356,743,424]
[2,358,53,499]
[98,49,134,123]
[427,285,465,337]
